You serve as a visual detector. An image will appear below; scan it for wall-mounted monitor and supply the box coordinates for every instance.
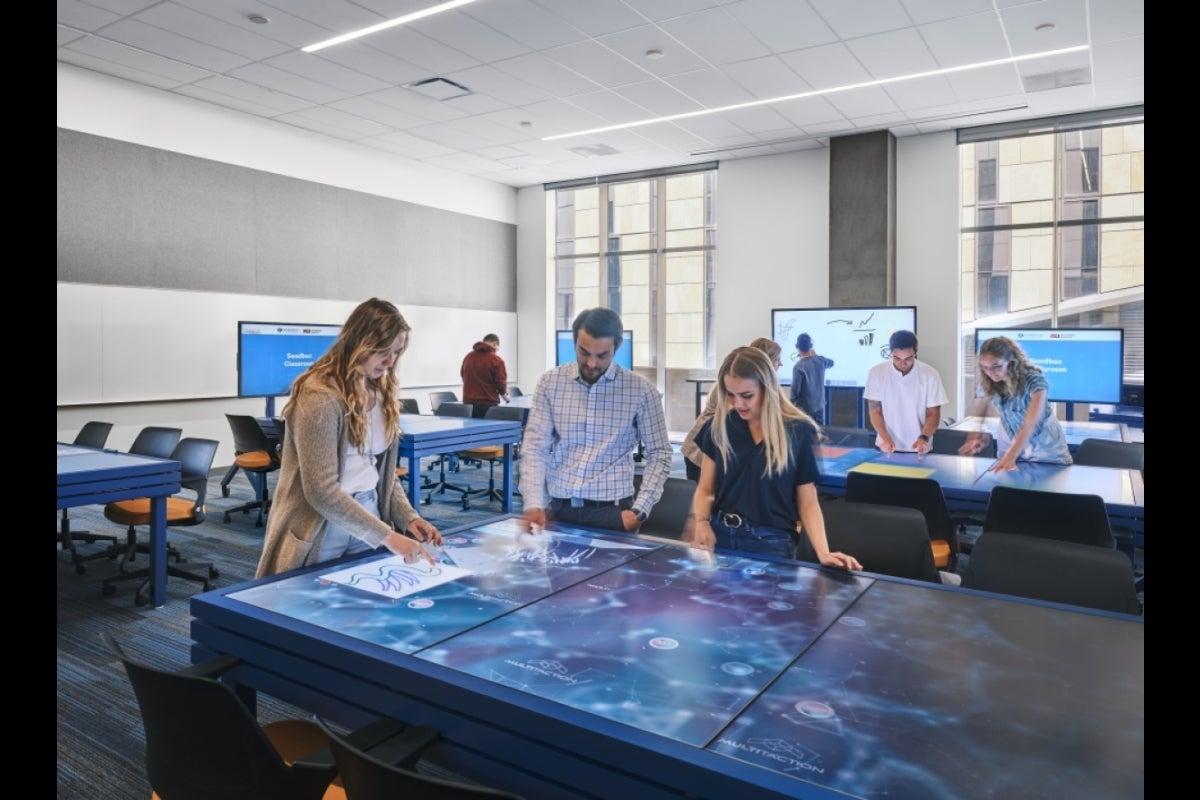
[771,306,918,389]
[556,330,633,370]
[973,327,1124,404]
[237,321,342,399]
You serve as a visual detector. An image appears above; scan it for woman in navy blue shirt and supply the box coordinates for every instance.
[686,346,861,570]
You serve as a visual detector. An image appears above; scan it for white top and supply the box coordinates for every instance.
[341,402,388,493]
[863,359,947,452]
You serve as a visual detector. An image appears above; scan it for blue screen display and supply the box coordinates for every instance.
[556,330,633,370]
[238,321,342,398]
[974,328,1124,404]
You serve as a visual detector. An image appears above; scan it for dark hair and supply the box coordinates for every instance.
[483,333,499,344]
[795,333,813,351]
[889,330,918,352]
[572,308,624,349]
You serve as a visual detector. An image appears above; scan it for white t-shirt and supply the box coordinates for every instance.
[864,359,947,451]
[341,402,388,493]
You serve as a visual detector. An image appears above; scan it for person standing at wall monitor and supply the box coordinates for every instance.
[790,332,834,424]
[519,308,672,533]
[461,333,509,418]
[864,330,947,456]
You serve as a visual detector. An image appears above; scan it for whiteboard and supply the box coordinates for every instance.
[57,283,516,405]
[772,306,917,389]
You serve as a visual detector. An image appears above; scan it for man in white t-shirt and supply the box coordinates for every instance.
[864,330,947,456]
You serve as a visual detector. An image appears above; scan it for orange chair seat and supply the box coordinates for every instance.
[104,496,201,526]
[931,539,951,569]
[458,446,504,460]
[234,450,273,470]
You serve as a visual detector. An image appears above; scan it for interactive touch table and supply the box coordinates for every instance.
[190,517,1143,800]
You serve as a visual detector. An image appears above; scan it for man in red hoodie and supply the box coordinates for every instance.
[461,333,510,418]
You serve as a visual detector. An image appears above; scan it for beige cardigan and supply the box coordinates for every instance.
[256,386,421,578]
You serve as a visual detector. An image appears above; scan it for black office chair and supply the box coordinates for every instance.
[425,402,474,505]
[845,471,960,571]
[1073,438,1144,478]
[223,413,283,527]
[636,476,695,540]
[820,425,875,448]
[803,501,942,584]
[73,426,184,572]
[100,437,222,605]
[428,391,459,413]
[316,717,526,800]
[507,385,523,398]
[442,405,525,510]
[400,398,421,415]
[101,631,343,800]
[962,532,1141,615]
[58,421,117,572]
[982,485,1115,549]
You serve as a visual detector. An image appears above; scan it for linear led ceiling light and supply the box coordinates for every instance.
[543,45,1088,141]
[303,0,483,53]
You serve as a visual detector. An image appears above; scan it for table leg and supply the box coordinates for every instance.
[502,444,514,512]
[149,495,167,607]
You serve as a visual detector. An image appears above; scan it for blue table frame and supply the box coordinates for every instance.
[947,415,1131,452]
[190,518,1143,800]
[813,445,1144,536]
[57,444,181,607]
[398,414,523,512]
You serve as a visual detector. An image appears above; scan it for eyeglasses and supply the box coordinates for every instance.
[980,361,1008,373]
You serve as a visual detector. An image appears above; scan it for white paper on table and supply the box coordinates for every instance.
[319,555,473,600]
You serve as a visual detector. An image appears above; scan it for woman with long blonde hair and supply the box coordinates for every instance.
[257,298,441,577]
[685,346,861,570]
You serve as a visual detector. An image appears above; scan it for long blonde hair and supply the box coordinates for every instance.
[977,335,1041,400]
[710,346,816,477]
[286,298,410,450]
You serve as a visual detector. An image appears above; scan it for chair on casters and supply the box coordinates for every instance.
[101,437,221,606]
[635,476,695,540]
[73,426,183,573]
[58,421,117,571]
[101,630,344,800]
[223,414,283,527]
[808,501,943,584]
[982,485,1115,549]
[425,402,474,505]
[962,532,1141,615]
[1070,437,1145,585]
[844,470,961,572]
[316,716,526,800]
[820,425,875,449]
[428,391,459,413]
[445,405,525,510]
[400,398,421,415]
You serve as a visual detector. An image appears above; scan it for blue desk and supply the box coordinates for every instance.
[57,444,181,607]
[947,416,1130,452]
[1090,404,1145,428]
[398,413,523,512]
[190,518,1143,800]
[813,445,1144,537]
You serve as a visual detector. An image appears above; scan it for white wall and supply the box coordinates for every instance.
[716,151,831,358]
[57,65,519,467]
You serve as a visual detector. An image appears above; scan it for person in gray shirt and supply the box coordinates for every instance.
[790,333,834,424]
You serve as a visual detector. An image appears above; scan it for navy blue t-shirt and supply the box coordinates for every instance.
[697,414,820,531]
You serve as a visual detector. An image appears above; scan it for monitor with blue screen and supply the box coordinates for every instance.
[556,329,633,370]
[974,327,1124,404]
[237,321,342,398]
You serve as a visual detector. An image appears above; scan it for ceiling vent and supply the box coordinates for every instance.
[568,143,621,158]
[1022,67,1091,93]
[405,77,473,101]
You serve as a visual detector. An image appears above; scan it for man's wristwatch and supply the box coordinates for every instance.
[918,434,931,443]
[633,509,648,523]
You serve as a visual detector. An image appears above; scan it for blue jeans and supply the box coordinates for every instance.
[318,488,381,562]
[709,513,796,560]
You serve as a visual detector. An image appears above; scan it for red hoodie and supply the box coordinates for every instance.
[461,340,508,406]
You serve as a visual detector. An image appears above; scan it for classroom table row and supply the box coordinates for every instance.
[190,517,1143,800]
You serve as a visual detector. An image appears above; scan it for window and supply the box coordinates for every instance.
[549,167,717,374]
[958,110,1144,409]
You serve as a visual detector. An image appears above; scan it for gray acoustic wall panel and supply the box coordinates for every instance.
[57,128,516,310]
